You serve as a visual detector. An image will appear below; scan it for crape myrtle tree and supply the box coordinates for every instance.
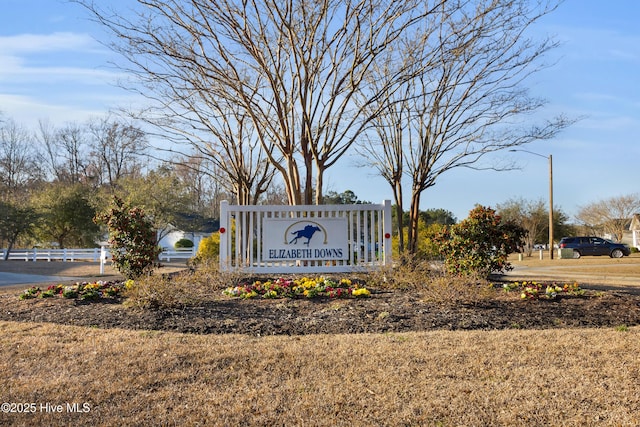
[75,0,441,205]
[155,100,279,206]
[357,0,573,255]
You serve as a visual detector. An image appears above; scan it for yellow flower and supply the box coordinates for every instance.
[352,288,370,297]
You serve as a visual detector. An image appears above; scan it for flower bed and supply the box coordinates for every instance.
[18,281,122,301]
[223,277,371,299]
[500,281,585,300]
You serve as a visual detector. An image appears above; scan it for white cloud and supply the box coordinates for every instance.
[0,32,99,54]
[0,91,139,128]
[0,94,97,126]
[0,31,118,88]
[549,26,640,64]
[0,55,23,73]
[0,60,121,85]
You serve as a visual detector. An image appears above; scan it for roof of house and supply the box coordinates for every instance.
[172,213,220,234]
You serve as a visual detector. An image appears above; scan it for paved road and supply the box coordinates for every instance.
[0,272,76,287]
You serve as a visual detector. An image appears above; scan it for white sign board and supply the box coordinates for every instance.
[263,218,349,261]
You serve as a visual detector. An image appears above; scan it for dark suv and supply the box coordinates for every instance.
[559,236,631,259]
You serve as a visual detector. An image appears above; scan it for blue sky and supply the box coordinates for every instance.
[1,0,639,221]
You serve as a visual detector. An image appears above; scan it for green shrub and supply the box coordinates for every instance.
[175,238,194,249]
[94,196,161,280]
[435,205,526,279]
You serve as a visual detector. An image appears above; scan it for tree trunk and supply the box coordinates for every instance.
[315,160,325,205]
[282,155,302,205]
[407,190,422,254]
[3,239,15,261]
[394,181,404,254]
[303,151,314,205]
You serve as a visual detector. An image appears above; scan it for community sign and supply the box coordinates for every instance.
[263,218,349,261]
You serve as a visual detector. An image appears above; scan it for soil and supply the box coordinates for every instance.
[1,261,640,335]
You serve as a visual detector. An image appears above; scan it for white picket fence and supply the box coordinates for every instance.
[0,247,196,262]
[158,249,197,262]
[219,200,393,273]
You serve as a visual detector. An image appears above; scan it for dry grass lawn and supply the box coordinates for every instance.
[1,321,639,426]
[2,256,639,425]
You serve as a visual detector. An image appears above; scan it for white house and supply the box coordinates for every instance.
[630,214,640,250]
[157,217,219,250]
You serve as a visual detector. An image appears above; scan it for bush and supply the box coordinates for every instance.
[359,254,434,291]
[174,238,194,249]
[123,274,189,309]
[123,263,244,309]
[435,205,526,279]
[354,255,495,304]
[194,233,220,262]
[392,220,444,260]
[94,196,161,280]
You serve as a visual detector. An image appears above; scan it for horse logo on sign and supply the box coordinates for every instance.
[289,224,321,246]
[263,218,347,261]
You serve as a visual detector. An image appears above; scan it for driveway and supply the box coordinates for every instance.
[0,272,76,287]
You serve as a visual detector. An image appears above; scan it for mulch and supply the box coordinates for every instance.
[2,285,640,335]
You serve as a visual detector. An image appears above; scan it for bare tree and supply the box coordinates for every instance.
[57,123,90,183]
[357,71,414,252]
[140,98,279,206]
[259,181,292,206]
[357,0,573,254]
[169,101,278,206]
[173,154,229,218]
[38,120,92,184]
[576,194,640,242]
[0,117,43,200]
[498,198,548,256]
[75,0,438,205]
[86,116,148,187]
[36,119,60,182]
